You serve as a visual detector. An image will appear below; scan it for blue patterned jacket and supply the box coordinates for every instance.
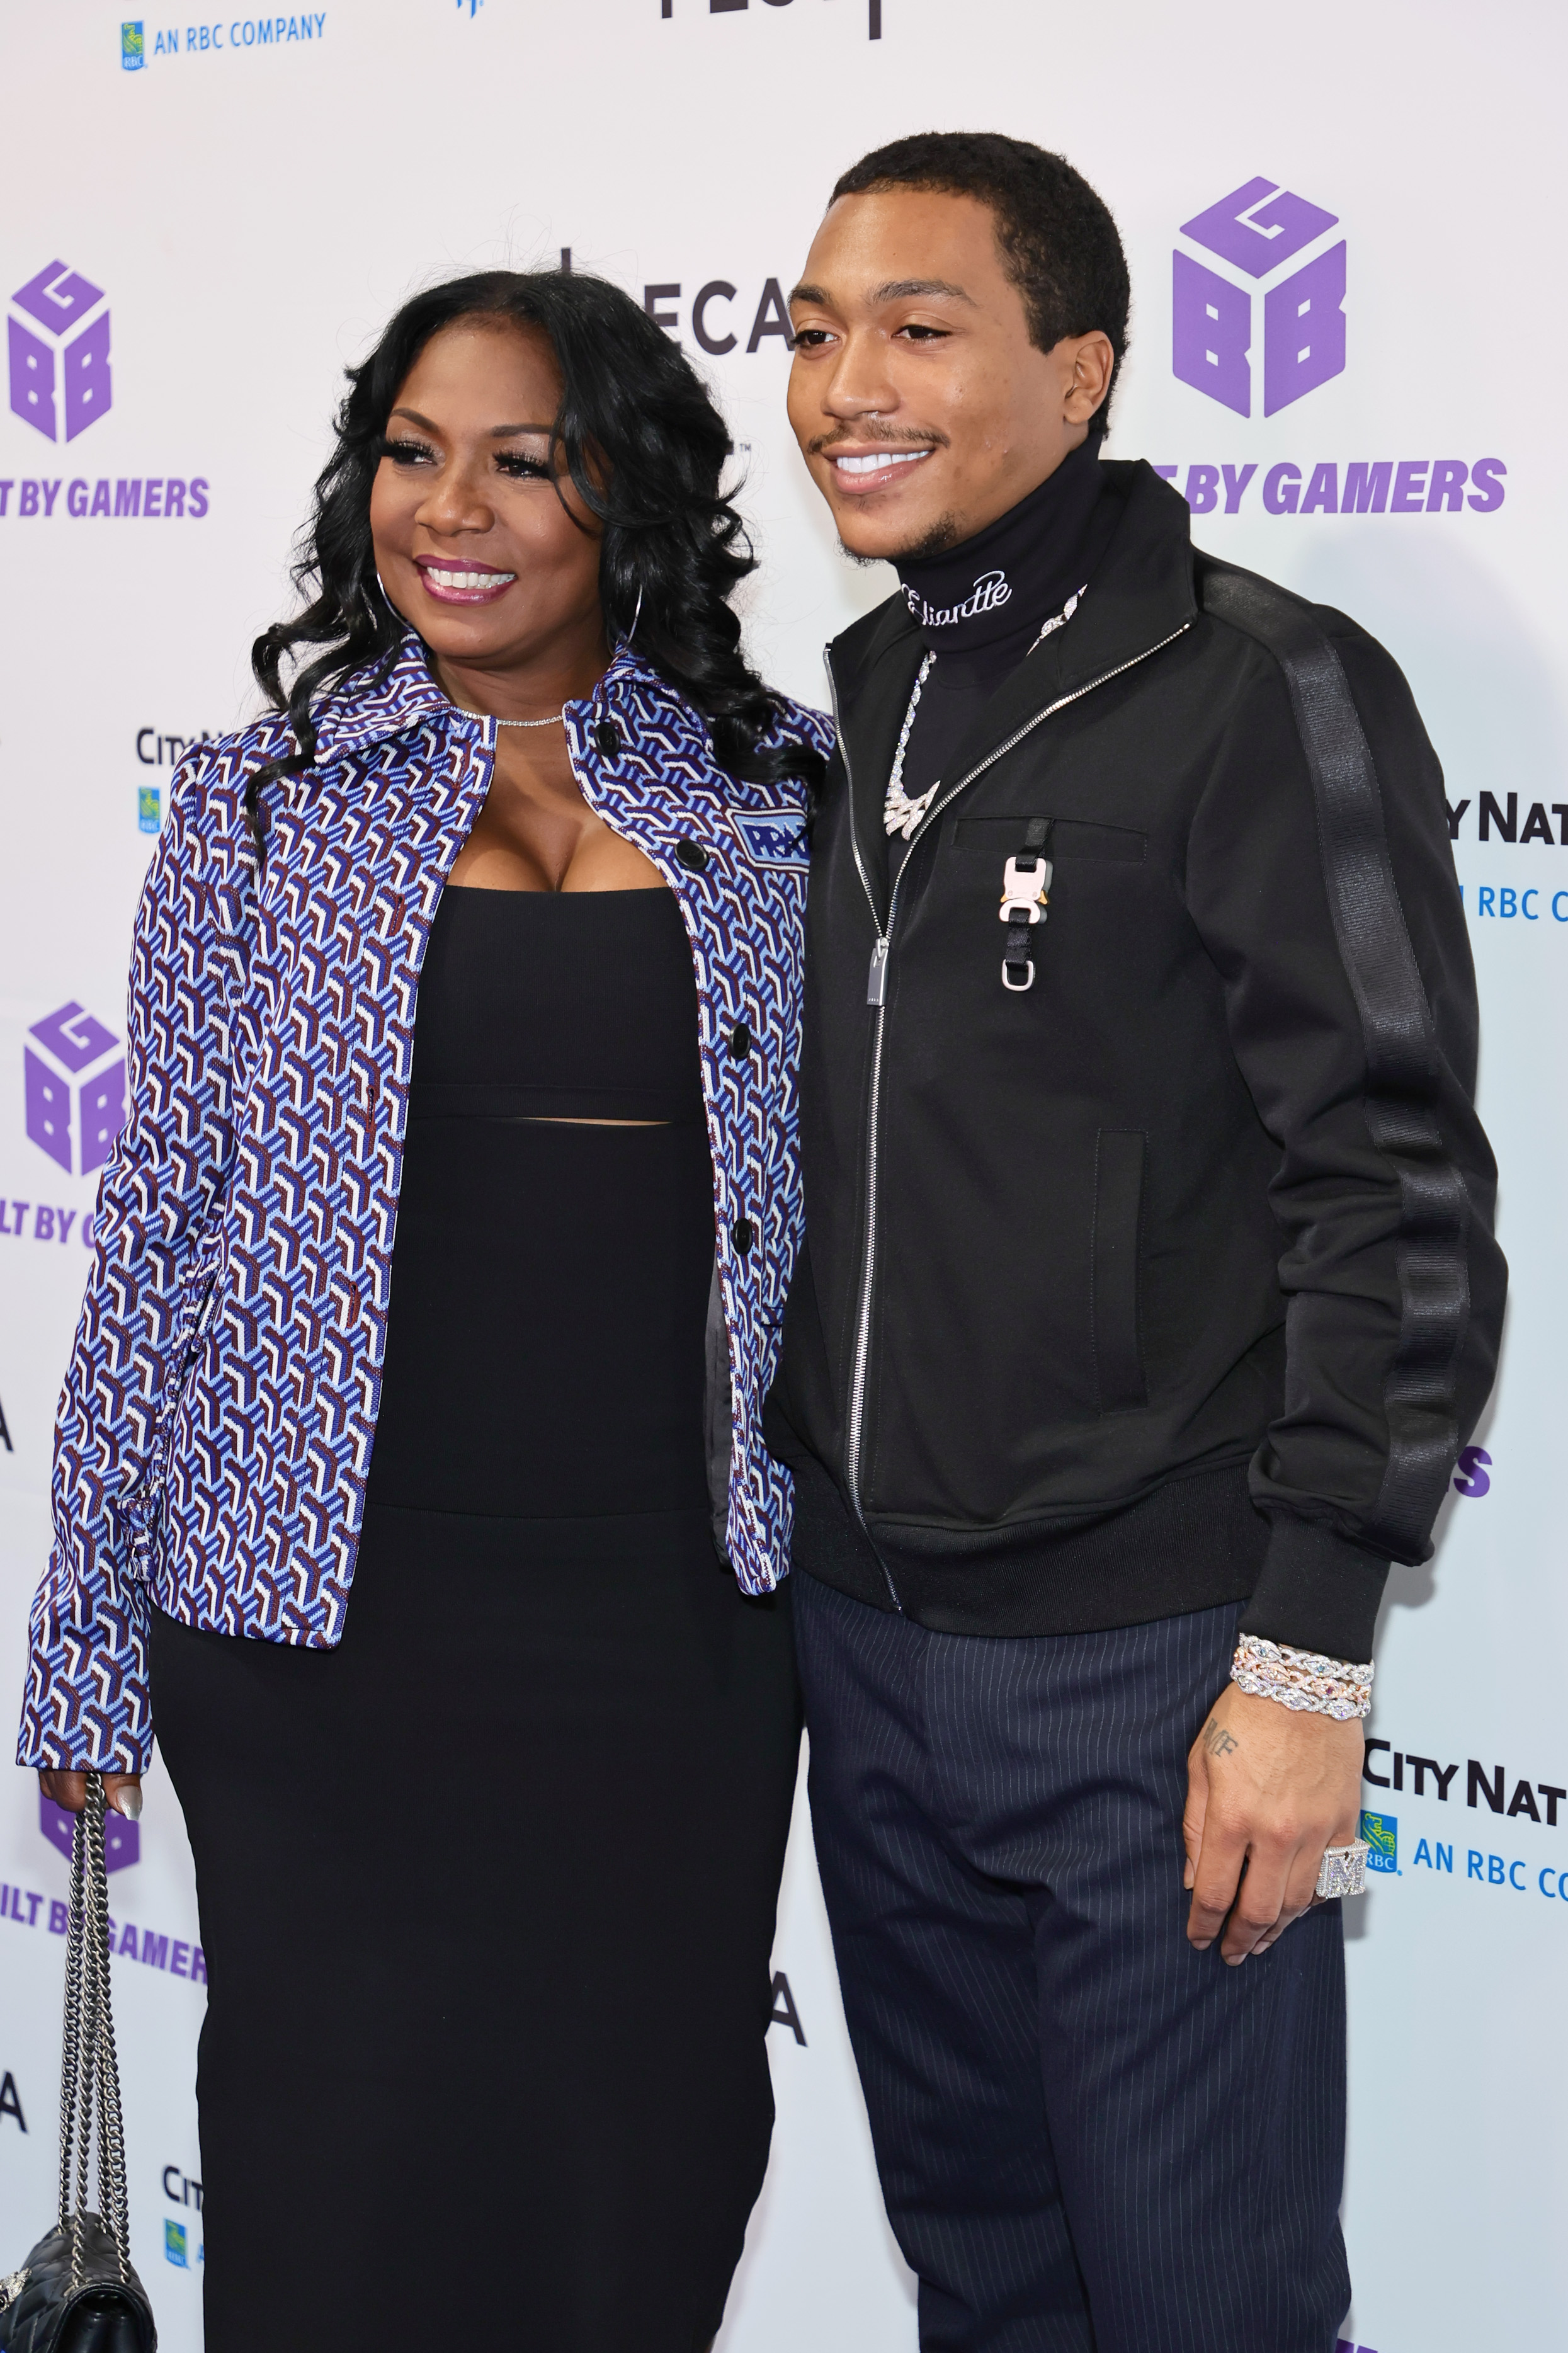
[19,635,831,1772]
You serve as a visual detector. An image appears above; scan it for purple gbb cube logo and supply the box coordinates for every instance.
[25,1003,126,1178]
[8,261,113,443]
[1173,177,1345,419]
[40,1792,140,1874]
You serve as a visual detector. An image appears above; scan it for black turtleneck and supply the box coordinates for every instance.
[886,435,1118,876]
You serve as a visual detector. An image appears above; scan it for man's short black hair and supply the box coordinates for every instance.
[829,132,1130,435]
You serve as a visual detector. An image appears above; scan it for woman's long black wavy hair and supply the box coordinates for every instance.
[246,268,822,864]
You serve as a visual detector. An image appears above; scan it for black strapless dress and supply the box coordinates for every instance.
[150,886,801,2353]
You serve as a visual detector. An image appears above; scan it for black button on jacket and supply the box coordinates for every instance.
[766,460,1504,1662]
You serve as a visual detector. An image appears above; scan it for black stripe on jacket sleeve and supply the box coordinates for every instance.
[1198,561,1499,1659]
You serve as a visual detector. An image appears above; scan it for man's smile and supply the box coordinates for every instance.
[821,443,936,496]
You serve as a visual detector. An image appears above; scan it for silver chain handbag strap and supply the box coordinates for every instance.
[57,1775,132,2288]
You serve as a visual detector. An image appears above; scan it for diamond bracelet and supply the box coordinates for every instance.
[1230,1633,1374,1722]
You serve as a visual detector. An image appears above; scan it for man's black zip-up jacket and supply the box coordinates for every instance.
[765,460,1504,1662]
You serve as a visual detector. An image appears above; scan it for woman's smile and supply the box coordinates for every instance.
[413,552,518,604]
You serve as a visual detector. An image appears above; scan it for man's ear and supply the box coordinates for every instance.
[1062,331,1115,426]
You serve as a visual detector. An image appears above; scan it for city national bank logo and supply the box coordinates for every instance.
[1360,1810,1398,1874]
[8,262,111,443]
[1174,176,1344,419]
[163,2167,205,2271]
[137,726,217,835]
[24,1004,126,1178]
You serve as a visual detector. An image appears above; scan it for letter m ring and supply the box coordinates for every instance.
[1315,1839,1370,1900]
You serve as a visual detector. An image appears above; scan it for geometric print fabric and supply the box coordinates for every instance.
[20,634,832,1772]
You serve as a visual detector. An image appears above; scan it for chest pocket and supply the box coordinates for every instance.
[729,808,811,874]
[950,814,1146,863]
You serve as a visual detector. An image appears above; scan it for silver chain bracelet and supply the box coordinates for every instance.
[1231,1632,1373,1721]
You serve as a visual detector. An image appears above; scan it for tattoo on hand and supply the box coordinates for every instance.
[1202,1717,1239,1758]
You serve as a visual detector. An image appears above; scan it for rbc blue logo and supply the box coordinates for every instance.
[1360,1811,1398,1874]
[732,811,809,872]
[122,22,145,70]
[162,2213,203,2267]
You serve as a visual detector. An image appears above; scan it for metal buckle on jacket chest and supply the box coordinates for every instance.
[999,853,1052,993]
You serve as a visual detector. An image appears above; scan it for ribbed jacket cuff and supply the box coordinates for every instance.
[1238,1515,1390,1663]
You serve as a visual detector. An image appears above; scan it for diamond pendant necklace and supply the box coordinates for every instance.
[882,653,937,839]
[881,584,1089,842]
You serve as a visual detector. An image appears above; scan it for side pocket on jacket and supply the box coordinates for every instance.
[1091,1129,1148,1412]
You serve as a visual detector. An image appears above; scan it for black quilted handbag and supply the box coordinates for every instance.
[0,1775,157,2352]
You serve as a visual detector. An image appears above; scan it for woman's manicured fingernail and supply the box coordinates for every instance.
[113,1787,142,1821]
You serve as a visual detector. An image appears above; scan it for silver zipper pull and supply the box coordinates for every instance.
[867,938,890,1005]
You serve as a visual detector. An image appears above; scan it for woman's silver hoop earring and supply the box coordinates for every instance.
[624,584,644,648]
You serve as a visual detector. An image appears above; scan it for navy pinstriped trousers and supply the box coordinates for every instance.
[793,1577,1351,2352]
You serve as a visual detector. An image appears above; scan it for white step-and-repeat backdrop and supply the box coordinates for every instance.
[1,4,1562,2347]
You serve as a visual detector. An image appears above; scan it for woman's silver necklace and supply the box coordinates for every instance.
[882,585,1089,841]
[455,705,565,729]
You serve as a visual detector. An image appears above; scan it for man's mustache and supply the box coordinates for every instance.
[807,426,951,457]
